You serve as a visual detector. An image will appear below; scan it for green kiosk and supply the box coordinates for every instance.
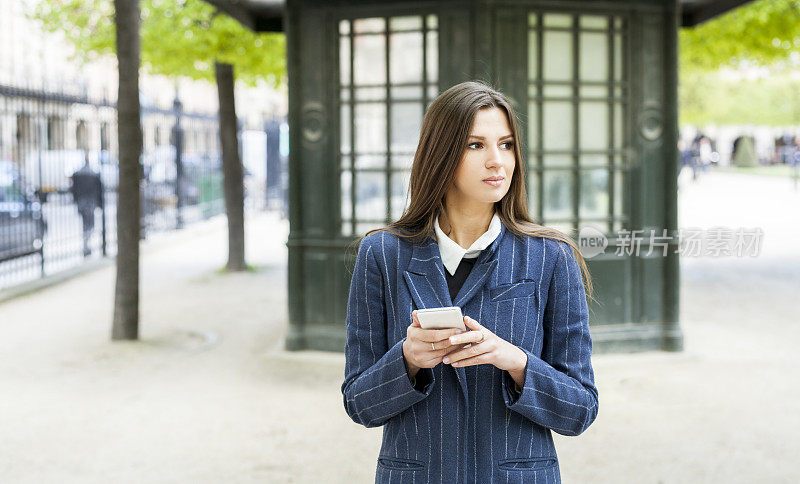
[206,0,752,353]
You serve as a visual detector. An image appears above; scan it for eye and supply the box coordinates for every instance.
[468,140,515,150]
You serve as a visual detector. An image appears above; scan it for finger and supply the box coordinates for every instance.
[463,316,484,331]
[443,343,473,358]
[443,342,490,364]
[448,330,484,346]
[407,329,459,350]
[433,346,453,358]
[430,335,460,350]
[420,352,449,367]
[450,353,490,367]
[411,310,421,327]
[419,337,459,353]
[415,327,464,343]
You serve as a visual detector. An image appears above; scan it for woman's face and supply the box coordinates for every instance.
[446,107,515,209]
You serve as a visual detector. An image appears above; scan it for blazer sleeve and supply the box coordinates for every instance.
[341,235,436,428]
[500,240,599,436]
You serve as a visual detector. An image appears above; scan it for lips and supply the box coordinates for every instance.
[483,176,504,188]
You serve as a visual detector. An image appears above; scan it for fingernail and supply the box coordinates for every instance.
[449,336,456,344]
[443,357,450,364]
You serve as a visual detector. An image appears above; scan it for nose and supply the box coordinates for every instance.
[485,145,503,168]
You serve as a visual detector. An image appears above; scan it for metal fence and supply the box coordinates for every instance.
[0,82,283,292]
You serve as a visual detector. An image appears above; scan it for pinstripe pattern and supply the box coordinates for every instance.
[341,222,598,483]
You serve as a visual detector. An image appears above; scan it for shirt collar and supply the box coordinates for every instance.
[434,211,502,276]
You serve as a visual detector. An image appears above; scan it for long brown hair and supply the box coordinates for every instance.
[348,80,594,304]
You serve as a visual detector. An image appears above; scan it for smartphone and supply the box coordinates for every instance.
[415,306,466,331]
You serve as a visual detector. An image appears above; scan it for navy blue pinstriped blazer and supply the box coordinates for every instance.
[341,219,599,484]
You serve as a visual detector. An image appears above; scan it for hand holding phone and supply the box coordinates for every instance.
[402,308,467,378]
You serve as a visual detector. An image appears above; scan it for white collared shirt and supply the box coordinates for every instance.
[434,211,502,276]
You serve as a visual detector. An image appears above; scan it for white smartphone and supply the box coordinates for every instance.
[415,306,466,331]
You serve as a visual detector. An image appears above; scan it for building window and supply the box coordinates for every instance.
[76,120,88,151]
[100,123,109,152]
[47,116,65,150]
[16,114,31,150]
[338,14,438,236]
[527,13,629,237]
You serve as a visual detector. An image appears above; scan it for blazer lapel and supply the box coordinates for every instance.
[454,219,506,307]
[452,258,499,309]
[403,238,452,310]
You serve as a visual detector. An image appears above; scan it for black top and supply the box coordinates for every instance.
[445,256,478,303]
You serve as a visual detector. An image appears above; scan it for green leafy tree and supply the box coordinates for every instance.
[679,0,800,126]
[32,0,285,86]
[680,0,800,73]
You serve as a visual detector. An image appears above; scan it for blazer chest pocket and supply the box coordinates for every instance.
[490,279,537,301]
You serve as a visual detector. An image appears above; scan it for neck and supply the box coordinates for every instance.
[439,202,495,250]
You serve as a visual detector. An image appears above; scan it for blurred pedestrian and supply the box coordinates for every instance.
[69,153,103,257]
[678,139,691,170]
[689,135,702,180]
[699,136,713,175]
[780,133,794,164]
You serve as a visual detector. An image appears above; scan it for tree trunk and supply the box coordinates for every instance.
[215,61,246,271]
[111,0,142,340]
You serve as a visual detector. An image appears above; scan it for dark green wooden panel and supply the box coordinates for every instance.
[585,255,633,325]
[493,7,528,117]
[439,8,473,87]
[302,251,329,325]
[640,256,665,323]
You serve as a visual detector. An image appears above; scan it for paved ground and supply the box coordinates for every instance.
[0,168,798,483]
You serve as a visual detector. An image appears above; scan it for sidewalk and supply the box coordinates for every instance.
[1,172,799,483]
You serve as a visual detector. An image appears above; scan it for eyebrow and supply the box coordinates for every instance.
[468,134,514,140]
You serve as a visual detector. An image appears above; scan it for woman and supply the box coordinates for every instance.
[341,80,598,483]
